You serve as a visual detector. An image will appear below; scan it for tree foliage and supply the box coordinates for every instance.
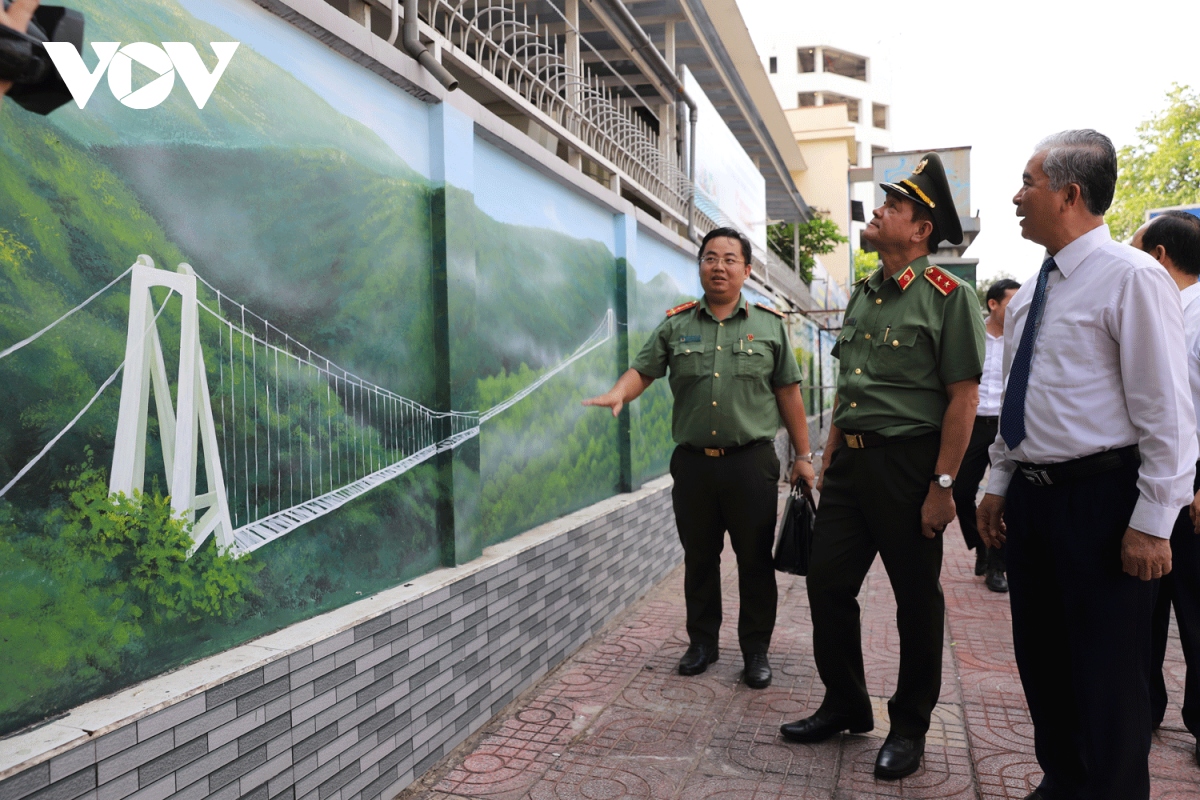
[853,249,880,283]
[1108,84,1200,240]
[767,213,848,284]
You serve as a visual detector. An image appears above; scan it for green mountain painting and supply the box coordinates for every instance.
[0,0,681,736]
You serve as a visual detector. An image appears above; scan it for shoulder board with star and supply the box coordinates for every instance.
[923,266,963,296]
[754,302,785,318]
[665,300,699,317]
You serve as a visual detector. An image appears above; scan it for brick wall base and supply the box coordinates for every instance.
[0,477,678,800]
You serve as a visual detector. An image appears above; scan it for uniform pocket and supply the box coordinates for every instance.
[733,346,771,380]
[871,327,920,380]
[670,342,707,377]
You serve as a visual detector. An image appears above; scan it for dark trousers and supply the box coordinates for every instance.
[807,432,943,737]
[669,443,780,655]
[1150,469,1200,739]
[953,416,1005,568]
[1006,461,1154,800]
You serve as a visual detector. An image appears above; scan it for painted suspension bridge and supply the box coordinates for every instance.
[0,257,615,556]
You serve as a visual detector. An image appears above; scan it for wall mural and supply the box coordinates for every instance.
[0,0,685,735]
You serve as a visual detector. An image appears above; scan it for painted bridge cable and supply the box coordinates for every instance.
[0,289,175,499]
[0,266,134,361]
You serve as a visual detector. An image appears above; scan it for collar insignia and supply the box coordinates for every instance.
[896,266,916,291]
[924,266,959,296]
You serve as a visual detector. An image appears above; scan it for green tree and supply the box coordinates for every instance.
[767,212,848,284]
[853,249,880,283]
[1108,84,1200,240]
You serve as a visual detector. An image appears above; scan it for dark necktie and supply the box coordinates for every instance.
[1000,256,1058,450]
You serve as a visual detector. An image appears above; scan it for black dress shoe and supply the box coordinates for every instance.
[974,548,987,576]
[985,568,1009,593]
[743,653,771,689]
[780,709,873,743]
[874,731,924,780]
[678,643,718,675]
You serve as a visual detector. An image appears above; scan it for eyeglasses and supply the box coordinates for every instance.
[700,255,745,267]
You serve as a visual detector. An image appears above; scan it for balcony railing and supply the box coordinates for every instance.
[417,0,694,218]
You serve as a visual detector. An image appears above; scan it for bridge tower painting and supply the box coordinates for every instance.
[109,256,235,554]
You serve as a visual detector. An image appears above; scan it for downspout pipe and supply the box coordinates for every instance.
[390,0,458,91]
[591,0,698,242]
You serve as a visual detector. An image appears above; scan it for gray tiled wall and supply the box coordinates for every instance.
[0,484,677,800]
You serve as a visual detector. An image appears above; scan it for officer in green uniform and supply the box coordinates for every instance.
[584,226,814,690]
[779,154,986,779]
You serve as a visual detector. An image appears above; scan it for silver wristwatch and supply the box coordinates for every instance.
[933,473,954,489]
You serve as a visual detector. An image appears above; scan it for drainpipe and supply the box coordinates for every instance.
[390,0,458,91]
[591,0,698,242]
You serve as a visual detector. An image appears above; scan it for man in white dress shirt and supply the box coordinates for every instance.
[954,278,1020,593]
[977,130,1198,800]
[1134,210,1200,764]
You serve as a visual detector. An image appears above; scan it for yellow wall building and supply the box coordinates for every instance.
[786,104,857,290]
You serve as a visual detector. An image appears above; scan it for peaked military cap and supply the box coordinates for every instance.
[880,152,964,246]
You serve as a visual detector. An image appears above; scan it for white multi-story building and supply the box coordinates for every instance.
[763,44,892,171]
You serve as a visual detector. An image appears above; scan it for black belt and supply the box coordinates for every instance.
[841,430,921,449]
[1016,445,1140,487]
[679,440,772,458]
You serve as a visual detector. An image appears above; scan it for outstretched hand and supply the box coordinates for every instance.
[582,391,623,418]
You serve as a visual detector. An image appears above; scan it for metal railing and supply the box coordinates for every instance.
[418,0,694,217]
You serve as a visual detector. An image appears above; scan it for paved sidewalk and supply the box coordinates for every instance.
[401,517,1200,799]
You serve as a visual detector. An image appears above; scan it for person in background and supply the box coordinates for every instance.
[584,227,813,691]
[0,0,40,103]
[1133,209,1200,765]
[954,278,1020,593]
[978,130,1197,800]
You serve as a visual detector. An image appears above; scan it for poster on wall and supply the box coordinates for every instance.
[0,0,648,736]
[681,65,767,251]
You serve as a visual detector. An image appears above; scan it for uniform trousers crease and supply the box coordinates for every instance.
[807,431,944,737]
[670,443,780,655]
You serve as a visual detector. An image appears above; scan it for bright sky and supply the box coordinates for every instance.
[737,0,1200,282]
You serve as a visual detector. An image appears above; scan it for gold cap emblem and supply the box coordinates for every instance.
[913,158,928,175]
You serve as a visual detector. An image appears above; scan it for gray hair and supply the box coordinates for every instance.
[1034,129,1118,216]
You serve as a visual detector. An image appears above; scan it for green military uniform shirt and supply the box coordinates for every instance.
[832,255,985,438]
[631,293,803,448]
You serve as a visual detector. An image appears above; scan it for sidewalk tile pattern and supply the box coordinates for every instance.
[407,516,1200,800]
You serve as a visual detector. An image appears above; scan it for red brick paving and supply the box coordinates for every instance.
[401,515,1200,800]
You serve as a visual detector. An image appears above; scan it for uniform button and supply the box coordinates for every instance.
[719,322,724,327]
[864,334,871,340]
[854,368,861,374]
[712,401,717,406]
[748,349,753,353]
[850,402,857,408]
[711,430,717,435]
[716,345,721,351]
[686,348,691,353]
[875,298,882,305]
[714,372,719,378]
[893,340,899,347]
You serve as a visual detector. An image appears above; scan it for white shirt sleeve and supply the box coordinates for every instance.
[1117,267,1198,537]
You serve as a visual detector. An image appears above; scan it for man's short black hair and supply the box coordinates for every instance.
[1143,211,1200,276]
[986,278,1021,307]
[699,227,752,265]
